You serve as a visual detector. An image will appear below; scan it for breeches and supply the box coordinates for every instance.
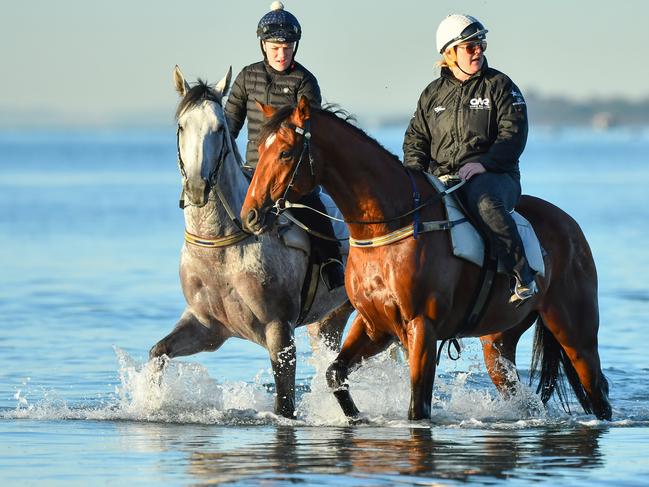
[456,172,534,283]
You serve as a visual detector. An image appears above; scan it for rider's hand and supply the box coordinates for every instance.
[458,162,486,181]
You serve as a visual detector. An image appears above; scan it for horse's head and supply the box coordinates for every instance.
[174,65,232,208]
[241,96,320,234]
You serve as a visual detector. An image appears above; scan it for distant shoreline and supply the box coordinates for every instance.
[2,93,649,131]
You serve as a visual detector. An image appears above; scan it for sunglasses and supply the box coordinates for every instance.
[457,40,487,55]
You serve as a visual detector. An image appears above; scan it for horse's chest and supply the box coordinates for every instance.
[348,261,405,334]
[179,246,302,331]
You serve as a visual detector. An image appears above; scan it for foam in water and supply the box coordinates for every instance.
[2,343,643,428]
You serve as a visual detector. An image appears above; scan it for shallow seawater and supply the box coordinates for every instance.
[1,127,649,485]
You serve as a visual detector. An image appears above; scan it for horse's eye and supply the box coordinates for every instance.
[280,150,292,160]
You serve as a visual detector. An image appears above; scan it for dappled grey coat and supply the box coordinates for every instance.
[225,60,322,168]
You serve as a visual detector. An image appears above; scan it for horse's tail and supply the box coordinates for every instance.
[529,314,593,415]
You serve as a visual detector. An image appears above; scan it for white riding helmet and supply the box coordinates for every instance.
[436,14,488,53]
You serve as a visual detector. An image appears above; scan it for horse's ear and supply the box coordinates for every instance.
[295,96,311,122]
[173,65,190,97]
[214,66,232,97]
[255,100,276,119]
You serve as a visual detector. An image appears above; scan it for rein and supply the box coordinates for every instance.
[276,179,465,225]
[268,121,468,248]
[270,120,466,226]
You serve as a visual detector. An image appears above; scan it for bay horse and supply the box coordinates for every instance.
[240,96,612,421]
[149,68,353,418]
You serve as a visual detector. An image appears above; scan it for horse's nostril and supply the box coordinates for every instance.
[247,209,259,226]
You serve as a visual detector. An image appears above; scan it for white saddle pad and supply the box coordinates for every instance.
[278,188,349,257]
[318,188,349,256]
[427,175,545,277]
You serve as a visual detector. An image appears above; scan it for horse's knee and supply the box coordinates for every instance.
[326,360,349,391]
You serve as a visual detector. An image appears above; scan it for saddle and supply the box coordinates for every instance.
[277,191,350,258]
[277,191,349,325]
[427,174,545,277]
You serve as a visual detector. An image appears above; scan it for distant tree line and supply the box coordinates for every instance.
[373,93,649,130]
[525,92,649,127]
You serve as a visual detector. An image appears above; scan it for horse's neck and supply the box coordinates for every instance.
[184,148,248,237]
[315,114,416,238]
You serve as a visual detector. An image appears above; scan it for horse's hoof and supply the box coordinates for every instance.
[348,414,369,425]
[276,407,296,420]
[148,355,170,387]
[150,354,169,371]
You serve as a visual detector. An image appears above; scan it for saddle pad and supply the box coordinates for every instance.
[427,175,545,277]
[278,214,310,254]
[278,189,349,257]
[318,188,350,256]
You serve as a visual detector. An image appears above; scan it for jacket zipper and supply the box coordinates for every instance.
[453,83,463,171]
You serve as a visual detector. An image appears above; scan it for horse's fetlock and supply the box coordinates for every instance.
[326,361,349,390]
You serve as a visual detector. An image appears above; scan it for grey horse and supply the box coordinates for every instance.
[149,66,353,418]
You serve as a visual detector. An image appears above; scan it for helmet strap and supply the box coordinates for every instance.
[447,47,474,77]
[260,40,268,59]
[455,63,473,77]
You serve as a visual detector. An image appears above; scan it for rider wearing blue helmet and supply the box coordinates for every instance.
[225,2,345,290]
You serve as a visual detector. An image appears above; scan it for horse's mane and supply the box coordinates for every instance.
[176,80,222,119]
[258,103,403,166]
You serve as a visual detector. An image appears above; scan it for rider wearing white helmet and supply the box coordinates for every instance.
[403,14,538,304]
[225,2,344,290]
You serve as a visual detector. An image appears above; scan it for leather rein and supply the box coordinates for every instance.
[269,121,467,246]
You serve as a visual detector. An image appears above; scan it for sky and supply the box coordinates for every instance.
[1,0,647,127]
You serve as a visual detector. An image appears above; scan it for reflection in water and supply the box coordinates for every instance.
[139,425,607,484]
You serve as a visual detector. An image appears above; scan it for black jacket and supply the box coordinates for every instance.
[403,60,528,178]
[224,60,322,168]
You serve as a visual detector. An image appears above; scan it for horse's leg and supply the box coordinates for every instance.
[326,314,393,418]
[406,316,437,420]
[306,300,354,352]
[480,313,537,398]
[149,310,229,360]
[540,301,612,420]
[265,321,297,419]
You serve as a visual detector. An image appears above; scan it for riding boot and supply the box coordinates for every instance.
[457,172,537,304]
[292,188,345,290]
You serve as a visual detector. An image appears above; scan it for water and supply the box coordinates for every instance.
[1,126,649,485]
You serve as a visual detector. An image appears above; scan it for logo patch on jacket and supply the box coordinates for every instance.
[511,90,526,106]
[469,97,490,110]
[434,106,446,113]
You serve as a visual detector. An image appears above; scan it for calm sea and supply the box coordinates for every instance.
[1,126,648,485]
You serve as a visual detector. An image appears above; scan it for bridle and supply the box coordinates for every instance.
[273,119,316,213]
[176,113,246,232]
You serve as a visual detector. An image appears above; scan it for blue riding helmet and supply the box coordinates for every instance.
[257,2,301,43]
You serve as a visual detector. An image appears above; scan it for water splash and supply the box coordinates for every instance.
[2,344,646,428]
